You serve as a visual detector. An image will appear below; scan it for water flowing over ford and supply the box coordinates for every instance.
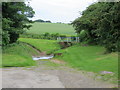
[32,55,54,60]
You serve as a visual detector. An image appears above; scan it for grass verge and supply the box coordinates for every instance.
[2,43,37,67]
[0,46,2,67]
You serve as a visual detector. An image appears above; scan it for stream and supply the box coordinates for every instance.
[32,55,54,60]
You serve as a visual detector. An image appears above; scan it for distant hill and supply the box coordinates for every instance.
[34,19,51,23]
[26,22,75,35]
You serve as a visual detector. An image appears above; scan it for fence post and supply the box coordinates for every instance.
[57,37,59,41]
[67,37,68,42]
[60,37,61,42]
[70,37,71,42]
[78,37,80,42]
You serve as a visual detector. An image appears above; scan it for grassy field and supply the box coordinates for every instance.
[19,38,61,54]
[2,43,37,67]
[26,22,76,35]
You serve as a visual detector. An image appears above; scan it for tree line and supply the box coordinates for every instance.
[20,33,76,41]
[34,19,51,23]
[72,2,120,52]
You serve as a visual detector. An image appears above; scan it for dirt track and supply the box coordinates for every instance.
[2,60,117,88]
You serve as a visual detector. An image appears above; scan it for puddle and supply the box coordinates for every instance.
[32,55,54,61]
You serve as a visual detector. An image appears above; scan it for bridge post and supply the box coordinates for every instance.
[78,37,80,42]
[70,37,72,42]
[57,37,62,42]
[76,37,77,42]
[75,37,80,43]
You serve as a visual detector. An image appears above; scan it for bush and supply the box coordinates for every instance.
[78,30,88,42]
[72,2,120,52]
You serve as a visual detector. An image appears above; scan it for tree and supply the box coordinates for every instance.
[45,20,51,23]
[2,2,35,46]
[97,2,120,52]
[72,2,120,52]
[34,19,52,23]
[34,19,44,22]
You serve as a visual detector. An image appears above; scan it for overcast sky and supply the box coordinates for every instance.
[29,0,98,23]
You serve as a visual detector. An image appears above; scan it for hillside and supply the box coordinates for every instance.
[26,22,75,35]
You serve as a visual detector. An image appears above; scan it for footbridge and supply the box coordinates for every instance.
[57,37,80,43]
[57,37,80,48]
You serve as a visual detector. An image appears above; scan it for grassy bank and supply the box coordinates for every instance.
[2,43,37,67]
[19,38,61,54]
[55,45,118,72]
[26,22,75,35]
[54,45,118,82]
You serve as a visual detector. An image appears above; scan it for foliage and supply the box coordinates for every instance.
[34,19,51,23]
[20,32,77,40]
[2,2,35,46]
[78,30,88,42]
[72,2,120,52]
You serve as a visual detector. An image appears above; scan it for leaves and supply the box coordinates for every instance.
[72,2,120,52]
[2,2,35,45]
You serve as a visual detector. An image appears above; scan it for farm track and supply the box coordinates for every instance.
[2,63,117,88]
[2,43,118,88]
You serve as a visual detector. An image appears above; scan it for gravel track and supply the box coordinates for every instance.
[2,60,117,88]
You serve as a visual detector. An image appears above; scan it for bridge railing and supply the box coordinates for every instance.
[57,37,80,42]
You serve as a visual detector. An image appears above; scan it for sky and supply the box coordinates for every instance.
[29,0,98,23]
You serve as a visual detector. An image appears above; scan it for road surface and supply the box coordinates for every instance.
[1,60,117,88]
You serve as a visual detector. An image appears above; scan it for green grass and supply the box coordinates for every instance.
[2,43,37,67]
[26,22,75,35]
[19,38,61,54]
[54,45,118,81]
[0,46,2,67]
